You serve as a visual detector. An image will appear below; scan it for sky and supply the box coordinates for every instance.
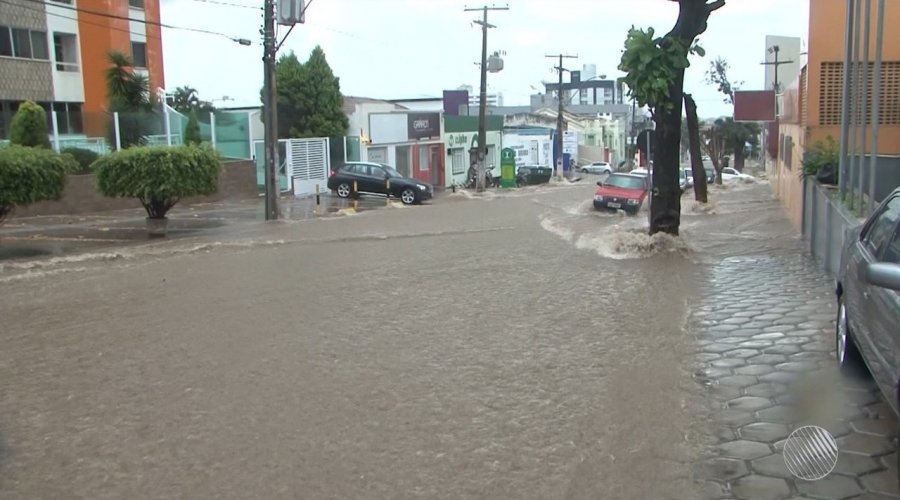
[159,0,809,118]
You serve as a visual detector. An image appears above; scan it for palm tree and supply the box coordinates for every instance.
[170,86,200,114]
[106,51,154,149]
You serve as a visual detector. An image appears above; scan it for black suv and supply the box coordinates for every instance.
[327,162,433,205]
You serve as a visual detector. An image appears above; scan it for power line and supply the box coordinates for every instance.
[14,0,251,43]
[189,0,261,10]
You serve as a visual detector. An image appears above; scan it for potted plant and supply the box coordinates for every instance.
[800,136,839,185]
[93,144,221,238]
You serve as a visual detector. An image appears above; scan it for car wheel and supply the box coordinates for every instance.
[836,296,864,372]
[400,188,417,205]
[604,168,612,175]
[336,182,352,198]
[581,168,589,174]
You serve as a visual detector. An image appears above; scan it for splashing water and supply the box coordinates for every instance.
[539,213,690,260]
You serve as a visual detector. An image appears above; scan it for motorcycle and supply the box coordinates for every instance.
[465,165,498,189]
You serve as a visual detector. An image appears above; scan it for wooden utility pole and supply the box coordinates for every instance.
[262,0,279,220]
[546,53,577,180]
[465,4,508,192]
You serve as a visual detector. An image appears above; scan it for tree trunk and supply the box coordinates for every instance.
[650,72,685,236]
[733,147,746,171]
[684,94,708,203]
[649,0,726,235]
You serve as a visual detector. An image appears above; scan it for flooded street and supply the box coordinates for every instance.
[0,179,892,498]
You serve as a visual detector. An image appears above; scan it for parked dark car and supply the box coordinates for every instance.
[327,162,433,205]
[835,188,900,414]
[516,165,553,186]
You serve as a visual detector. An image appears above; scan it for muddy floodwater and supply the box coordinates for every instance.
[0,179,822,499]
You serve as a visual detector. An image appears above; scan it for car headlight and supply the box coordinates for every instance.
[627,199,639,205]
[417,184,427,191]
[594,195,604,201]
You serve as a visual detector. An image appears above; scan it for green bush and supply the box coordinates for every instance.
[0,145,71,223]
[801,136,839,182]
[61,147,100,174]
[10,101,51,149]
[184,109,202,145]
[93,144,221,219]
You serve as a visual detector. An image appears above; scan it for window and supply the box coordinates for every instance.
[368,165,386,177]
[0,26,11,57]
[53,33,79,71]
[0,27,48,60]
[131,41,147,68]
[129,0,145,8]
[451,148,465,175]
[883,230,900,264]
[863,196,900,256]
[52,102,83,135]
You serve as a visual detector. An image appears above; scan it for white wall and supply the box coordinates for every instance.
[348,102,403,139]
[46,2,84,102]
[369,113,408,144]
[390,100,443,112]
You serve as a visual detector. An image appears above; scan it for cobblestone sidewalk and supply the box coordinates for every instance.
[690,233,899,497]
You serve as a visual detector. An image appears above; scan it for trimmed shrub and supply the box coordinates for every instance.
[184,109,202,145]
[0,145,71,224]
[61,147,100,174]
[10,101,51,149]
[93,144,221,219]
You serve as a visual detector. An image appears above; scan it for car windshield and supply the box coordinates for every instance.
[604,175,645,190]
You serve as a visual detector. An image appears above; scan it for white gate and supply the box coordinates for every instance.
[287,137,330,197]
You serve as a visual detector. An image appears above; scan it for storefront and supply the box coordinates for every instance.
[442,116,503,187]
[365,111,445,187]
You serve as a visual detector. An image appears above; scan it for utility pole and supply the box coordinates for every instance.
[262,0,279,220]
[761,45,793,175]
[465,4,508,192]
[546,53,577,180]
[761,45,795,95]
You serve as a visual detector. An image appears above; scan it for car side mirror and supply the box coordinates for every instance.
[863,262,900,291]
[596,181,603,186]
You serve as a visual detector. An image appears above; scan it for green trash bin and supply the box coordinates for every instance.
[500,148,516,188]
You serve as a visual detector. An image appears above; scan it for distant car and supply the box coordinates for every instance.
[629,168,649,178]
[593,173,649,215]
[721,167,755,183]
[835,188,900,416]
[327,161,432,205]
[682,168,694,189]
[580,161,613,175]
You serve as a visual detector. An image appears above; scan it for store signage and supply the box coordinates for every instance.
[407,112,440,140]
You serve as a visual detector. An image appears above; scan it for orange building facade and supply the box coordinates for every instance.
[0,0,165,139]
[773,0,900,228]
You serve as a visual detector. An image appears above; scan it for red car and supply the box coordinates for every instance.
[593,173,649,215]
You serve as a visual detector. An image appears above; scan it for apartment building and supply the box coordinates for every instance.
[0,0,165,139]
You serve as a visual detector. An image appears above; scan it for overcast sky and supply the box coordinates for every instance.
[159,0,809,118]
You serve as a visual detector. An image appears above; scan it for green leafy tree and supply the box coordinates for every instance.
[93,144,221,221]
[169,86,216,118]
[705,57,760,171]
[618,0,725,236]
[10,101,51,149]
[184,109,202,145]
[0,145,73,225]
[106,51,154,149]
[266,46,349,139]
